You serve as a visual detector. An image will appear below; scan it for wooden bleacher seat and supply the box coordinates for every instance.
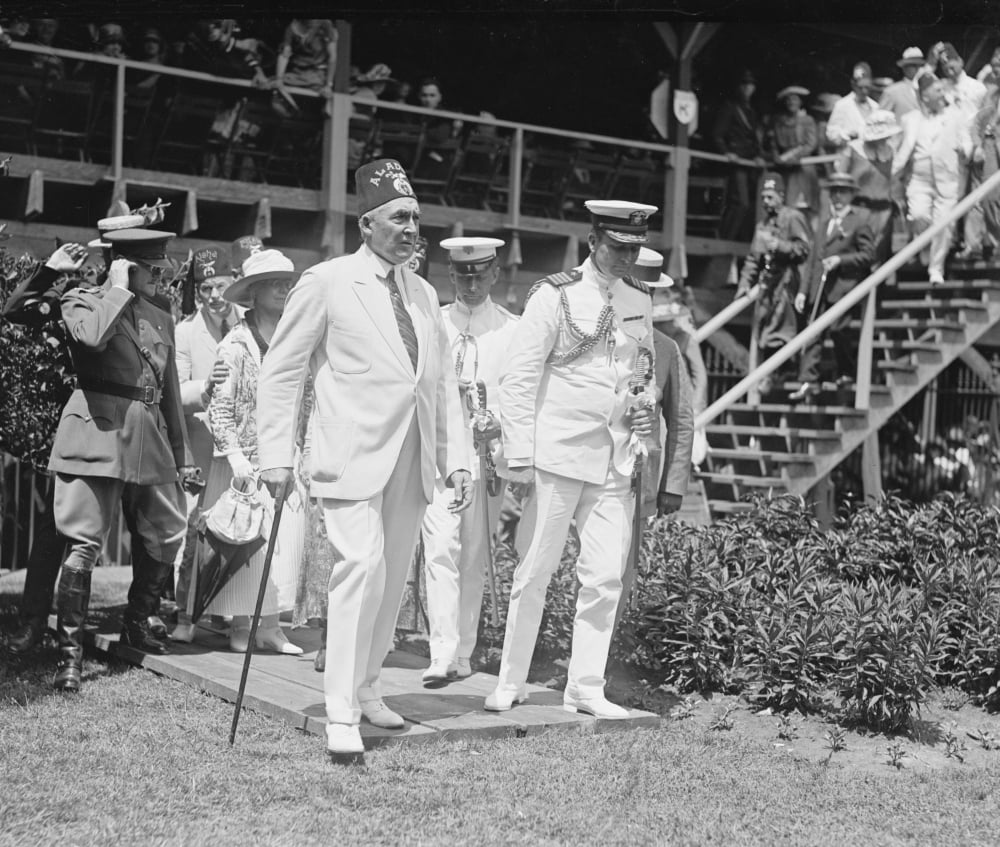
[560,144,620,221]
[372,118,424,172]
[0,63,45,154]
[520,143,575,218]
[31,79,96,161]
[411,131,460,205]
[445,132,511,211]
[86,83,157,167]
[150,86,238,176]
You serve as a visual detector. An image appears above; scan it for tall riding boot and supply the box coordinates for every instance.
[129,540,168,638]
[8,495,66,656]
[121,558,173,655]
[314,621,327,673]
[53,568,92,692]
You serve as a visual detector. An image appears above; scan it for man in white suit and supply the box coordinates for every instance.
[257,159,472,755]
[421,237,519,687]
[170,244,239,641]
[486,200,667,720]
[893,74,973,283]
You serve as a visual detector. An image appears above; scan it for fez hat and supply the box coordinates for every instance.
[230,235,264,276]
[355,159,417,216]
[224,249,297,306]
[761,172,785,195]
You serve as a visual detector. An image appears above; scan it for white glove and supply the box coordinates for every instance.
[227,452,255,484]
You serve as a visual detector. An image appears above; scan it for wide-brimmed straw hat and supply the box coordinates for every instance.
[776,85,810,101]
[862,109,903,142]
[223,249,297,306]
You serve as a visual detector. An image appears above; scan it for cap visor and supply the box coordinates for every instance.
[87,238,110,249]
[646,274,674,288]
[606,230,649,244]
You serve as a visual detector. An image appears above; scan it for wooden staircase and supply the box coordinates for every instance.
[691,274,1000,520]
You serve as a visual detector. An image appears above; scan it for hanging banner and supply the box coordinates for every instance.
[649,78,670,139]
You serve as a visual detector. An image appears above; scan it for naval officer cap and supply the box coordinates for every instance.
[355,158,417,216]
[634,247,674,288]
[440,236,505,274]
[104,228,175,268]
[584,200,658,244]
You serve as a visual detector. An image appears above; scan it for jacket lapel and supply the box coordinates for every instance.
[353,272,413,375]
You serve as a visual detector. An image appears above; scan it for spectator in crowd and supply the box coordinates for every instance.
[94,22,126,58]
[937,42,987,120]
[386,79,412,105]
[871,77,893,103]
[420,236,519,688]
[47,228,197,691]
[826,62,880,150]
[352,63,394,109]
[711,69,765,241]
[735,172,812,391]
[132,27,167,90]
[170,245,239,642]
[179,20,267,86]
[275,18,337,116]
[969,84,1000,258]
[417,76,463,144]
[766,85,820,218]
[893,73,974,284]
[27,18,65,80]
[810,92,842,160]
[978,47,1000,93]
[791,172,876,400]
[202,249,307,655]
[879,46,926,122]
[837,109,902,263]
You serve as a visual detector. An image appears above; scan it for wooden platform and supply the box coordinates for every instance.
[86,623,660,748]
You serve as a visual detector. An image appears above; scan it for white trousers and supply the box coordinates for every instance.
[321,418,426,725]
[496,465,633,699]
[422,475,505,664]
[907,172,958,277]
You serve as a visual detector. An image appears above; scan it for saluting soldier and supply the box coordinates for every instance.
[486,200,663,719]
[48,228,197,691]
[421,237,520,687]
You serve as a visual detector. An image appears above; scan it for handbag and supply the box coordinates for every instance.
[204,479,264,545]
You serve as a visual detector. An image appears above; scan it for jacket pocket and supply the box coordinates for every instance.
[309,419,354,482]
[327,321,371,374]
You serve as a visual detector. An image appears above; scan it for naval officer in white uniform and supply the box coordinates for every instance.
[486,200,662,719]
[421,237,520,686]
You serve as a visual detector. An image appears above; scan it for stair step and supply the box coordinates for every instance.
[894,279,1000,292]
[706,448,815,465]
[880,297,989,311]
[705,424,843,440]
[871,340,942,353]
[876,360,918,373]
[696,472,788,488]
[727,403,868,417]
[851,318,964,332]
[708,500,754,515]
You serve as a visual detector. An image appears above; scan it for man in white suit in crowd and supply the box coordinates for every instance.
[256,159,472,755]
[486,200,671,720]
[421,237,519,687]
[170,244,240,641]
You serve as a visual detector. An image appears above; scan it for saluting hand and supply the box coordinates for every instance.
[45,243,87,273]
[108,258,136,290]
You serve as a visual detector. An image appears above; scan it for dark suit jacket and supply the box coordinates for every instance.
[805,205,876,305]
[48,283,191,483]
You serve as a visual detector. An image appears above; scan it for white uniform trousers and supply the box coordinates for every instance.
[422,476,505,664]
[321,417,426,725]
[906,168,958,278]
[496,465,633,699]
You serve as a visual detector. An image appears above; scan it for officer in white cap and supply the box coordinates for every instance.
[486,200,668,719]
[420,236,520,686]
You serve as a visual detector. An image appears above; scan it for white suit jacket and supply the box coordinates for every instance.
[893,106,973,199]
[499,260,654,486]
[256,244,469,502]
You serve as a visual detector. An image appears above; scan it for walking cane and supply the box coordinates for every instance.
[229,477,289,746]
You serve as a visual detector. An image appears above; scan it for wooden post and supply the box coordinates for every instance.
[322,92,351,258]
[861,432,882,502]
[510,127,524,227]
[854,287,877,410]
[333,21,352,93]
[662,23,690,282]
[112,62,125,179]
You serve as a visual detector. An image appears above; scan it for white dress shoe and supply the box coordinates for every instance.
[229,627,251,653]
[563,692,629,719]
[169,622,196,643]
[422,658,456,687]
[484,686,528,712]
[360,698,405,728]
[326,723,365,754]
[255,627,304,655]
[452,657,472,678]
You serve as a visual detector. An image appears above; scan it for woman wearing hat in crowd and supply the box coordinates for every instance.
[766,85,820,219]
[837,109,904,263]
[201,249,307,654]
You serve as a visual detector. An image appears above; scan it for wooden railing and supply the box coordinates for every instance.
[694,166,1000,431]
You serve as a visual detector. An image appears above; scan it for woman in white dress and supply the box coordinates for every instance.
[202,249,306,654]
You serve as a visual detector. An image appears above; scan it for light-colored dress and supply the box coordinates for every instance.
[200,315,305,618]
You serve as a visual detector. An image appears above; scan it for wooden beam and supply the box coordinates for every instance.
[652,22,678,60]
[333,21,351,94]
[960,348,1000,393]
[681,23,720,62]
[861,433,882,502]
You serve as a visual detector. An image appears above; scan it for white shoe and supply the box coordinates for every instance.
[452,657,472,678]
[563,692,629,719]
[484,686,528,712]
[255,627,304,655]
[169,622,196,643]
[229,627,251,653]
[422,658,456,687]
[326,723,364,754]
[929,271,945,285]
[360,698,405,728]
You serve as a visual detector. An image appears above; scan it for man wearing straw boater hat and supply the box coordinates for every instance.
[485,200,666,720]
[255,158,472,756]
[47,227,199,691]
[790,172,876,401]
[879,47,926,122]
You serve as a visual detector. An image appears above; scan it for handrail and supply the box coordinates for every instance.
[694,164,1000,431]
[692,285,759,343]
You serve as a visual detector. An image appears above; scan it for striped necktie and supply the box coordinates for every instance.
[383,267,418,371]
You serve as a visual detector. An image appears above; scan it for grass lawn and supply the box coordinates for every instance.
[3,572,1000,846]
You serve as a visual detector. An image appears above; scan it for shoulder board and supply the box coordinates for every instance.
[623,275,651,295]
[525,268,583,303]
